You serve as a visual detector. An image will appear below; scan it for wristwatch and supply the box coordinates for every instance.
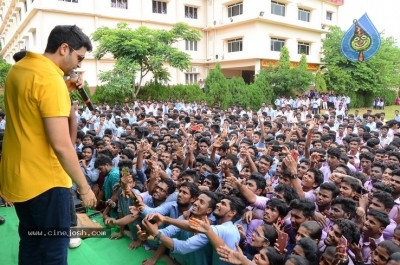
[290,174,298,179]
[154,231,162,242]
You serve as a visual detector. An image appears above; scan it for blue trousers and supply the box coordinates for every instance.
[14,187,71,265]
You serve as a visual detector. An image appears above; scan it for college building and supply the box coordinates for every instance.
[0,0,343,88]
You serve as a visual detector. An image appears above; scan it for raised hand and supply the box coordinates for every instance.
[188,217,211,234]
[216,242,246,265]
[236,224,246,241]
[145,213,165,227]
[242,211,253,224]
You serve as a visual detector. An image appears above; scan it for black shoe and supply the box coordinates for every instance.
[0,216,5,225]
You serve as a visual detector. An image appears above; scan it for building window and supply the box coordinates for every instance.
[326,11,332,21]
[271,1,285,16]
[271,38,285,52]
[185,40,197,51]
[153,1,167,14]
[228,38,243,53]
[111,0,128,9]
[298,42,310,55]
[228,2,243,18]
[185,73,198,84]
[298,8,310,22]
[185,6,197,19]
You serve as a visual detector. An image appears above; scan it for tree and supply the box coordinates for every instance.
[291,54,314,92]
[253,68,275,104]
[92,22,202,98]
[95,57,138,103]
[273,46,293,93]
[314,71,327,93]
[321,26,400,94]
[0,58,11,88]
[204,63,231,109]
[228,76,248,106]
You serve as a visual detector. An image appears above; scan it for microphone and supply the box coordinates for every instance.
[70,73,94,111]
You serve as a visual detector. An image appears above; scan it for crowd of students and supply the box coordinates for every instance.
[3,96,400,265]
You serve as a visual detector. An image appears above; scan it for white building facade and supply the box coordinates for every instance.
[0,0,343,88]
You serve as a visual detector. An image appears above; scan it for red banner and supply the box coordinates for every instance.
[324,0,344,5]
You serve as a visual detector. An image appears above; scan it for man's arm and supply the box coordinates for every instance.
[69,108,77,145]
[43,117,96,206]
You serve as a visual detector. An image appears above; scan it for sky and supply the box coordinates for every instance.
[338,0,400,44]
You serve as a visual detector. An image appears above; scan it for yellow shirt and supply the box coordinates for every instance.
[0,52,72,202]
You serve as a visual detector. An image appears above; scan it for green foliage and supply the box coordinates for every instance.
[136,82,205,103]
[315,71,327,92]
[92,22,202,98]
[204,63,231,109]
[228,76,248,106]
[253,68,275,104]
[349,89,397,109]
[0,93,4,110]
[291,54,314,92]
[321,26,400,94]
[0,58,11,88]
[269,47,314,94]
[273,46,292,93]
[92,85,126,105]
[97,58,138,100]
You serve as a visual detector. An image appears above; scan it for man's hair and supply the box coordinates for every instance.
[335,218,360,244]
[307,168,324,188]
[224,195,246,222]
[341,176,361,193]
[331,197,357,219]
[296,238,319,263]
[205,174,220,190]
[158,178,176,195]
[200,190,218,211]
[327,147,342,159]
[45,25,93,53]
[248,172,267,191]
[13,50,27,62]
[286,255,309,265]
[94,155,113,168]
[379,241,400,257]
[359,152,375,162]
[117,159,133,171]
[367,209,390,228]
[264,247,284,265]
[266,198,289,217]
[121,148,135,160]
[300,221,322,241]
[180,182,201,199]
[372,182,393,194]
[319,182,340,198]
[289,198,315,218]
[180,169,201,183]
[275,184,300,203]
[372,191,394,210]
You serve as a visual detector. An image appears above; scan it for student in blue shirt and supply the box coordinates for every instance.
[138,190,219,265]
[139,182,201,265]
[142,194,246,265]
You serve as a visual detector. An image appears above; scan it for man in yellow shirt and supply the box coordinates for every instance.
[0,25,96,265]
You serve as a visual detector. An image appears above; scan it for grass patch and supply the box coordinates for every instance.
[348,105,400,120]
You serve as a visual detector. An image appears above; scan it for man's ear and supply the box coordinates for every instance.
[344,212,351,219]
[206,207,213,216]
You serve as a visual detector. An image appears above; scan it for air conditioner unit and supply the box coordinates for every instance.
[191,67,198,72]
